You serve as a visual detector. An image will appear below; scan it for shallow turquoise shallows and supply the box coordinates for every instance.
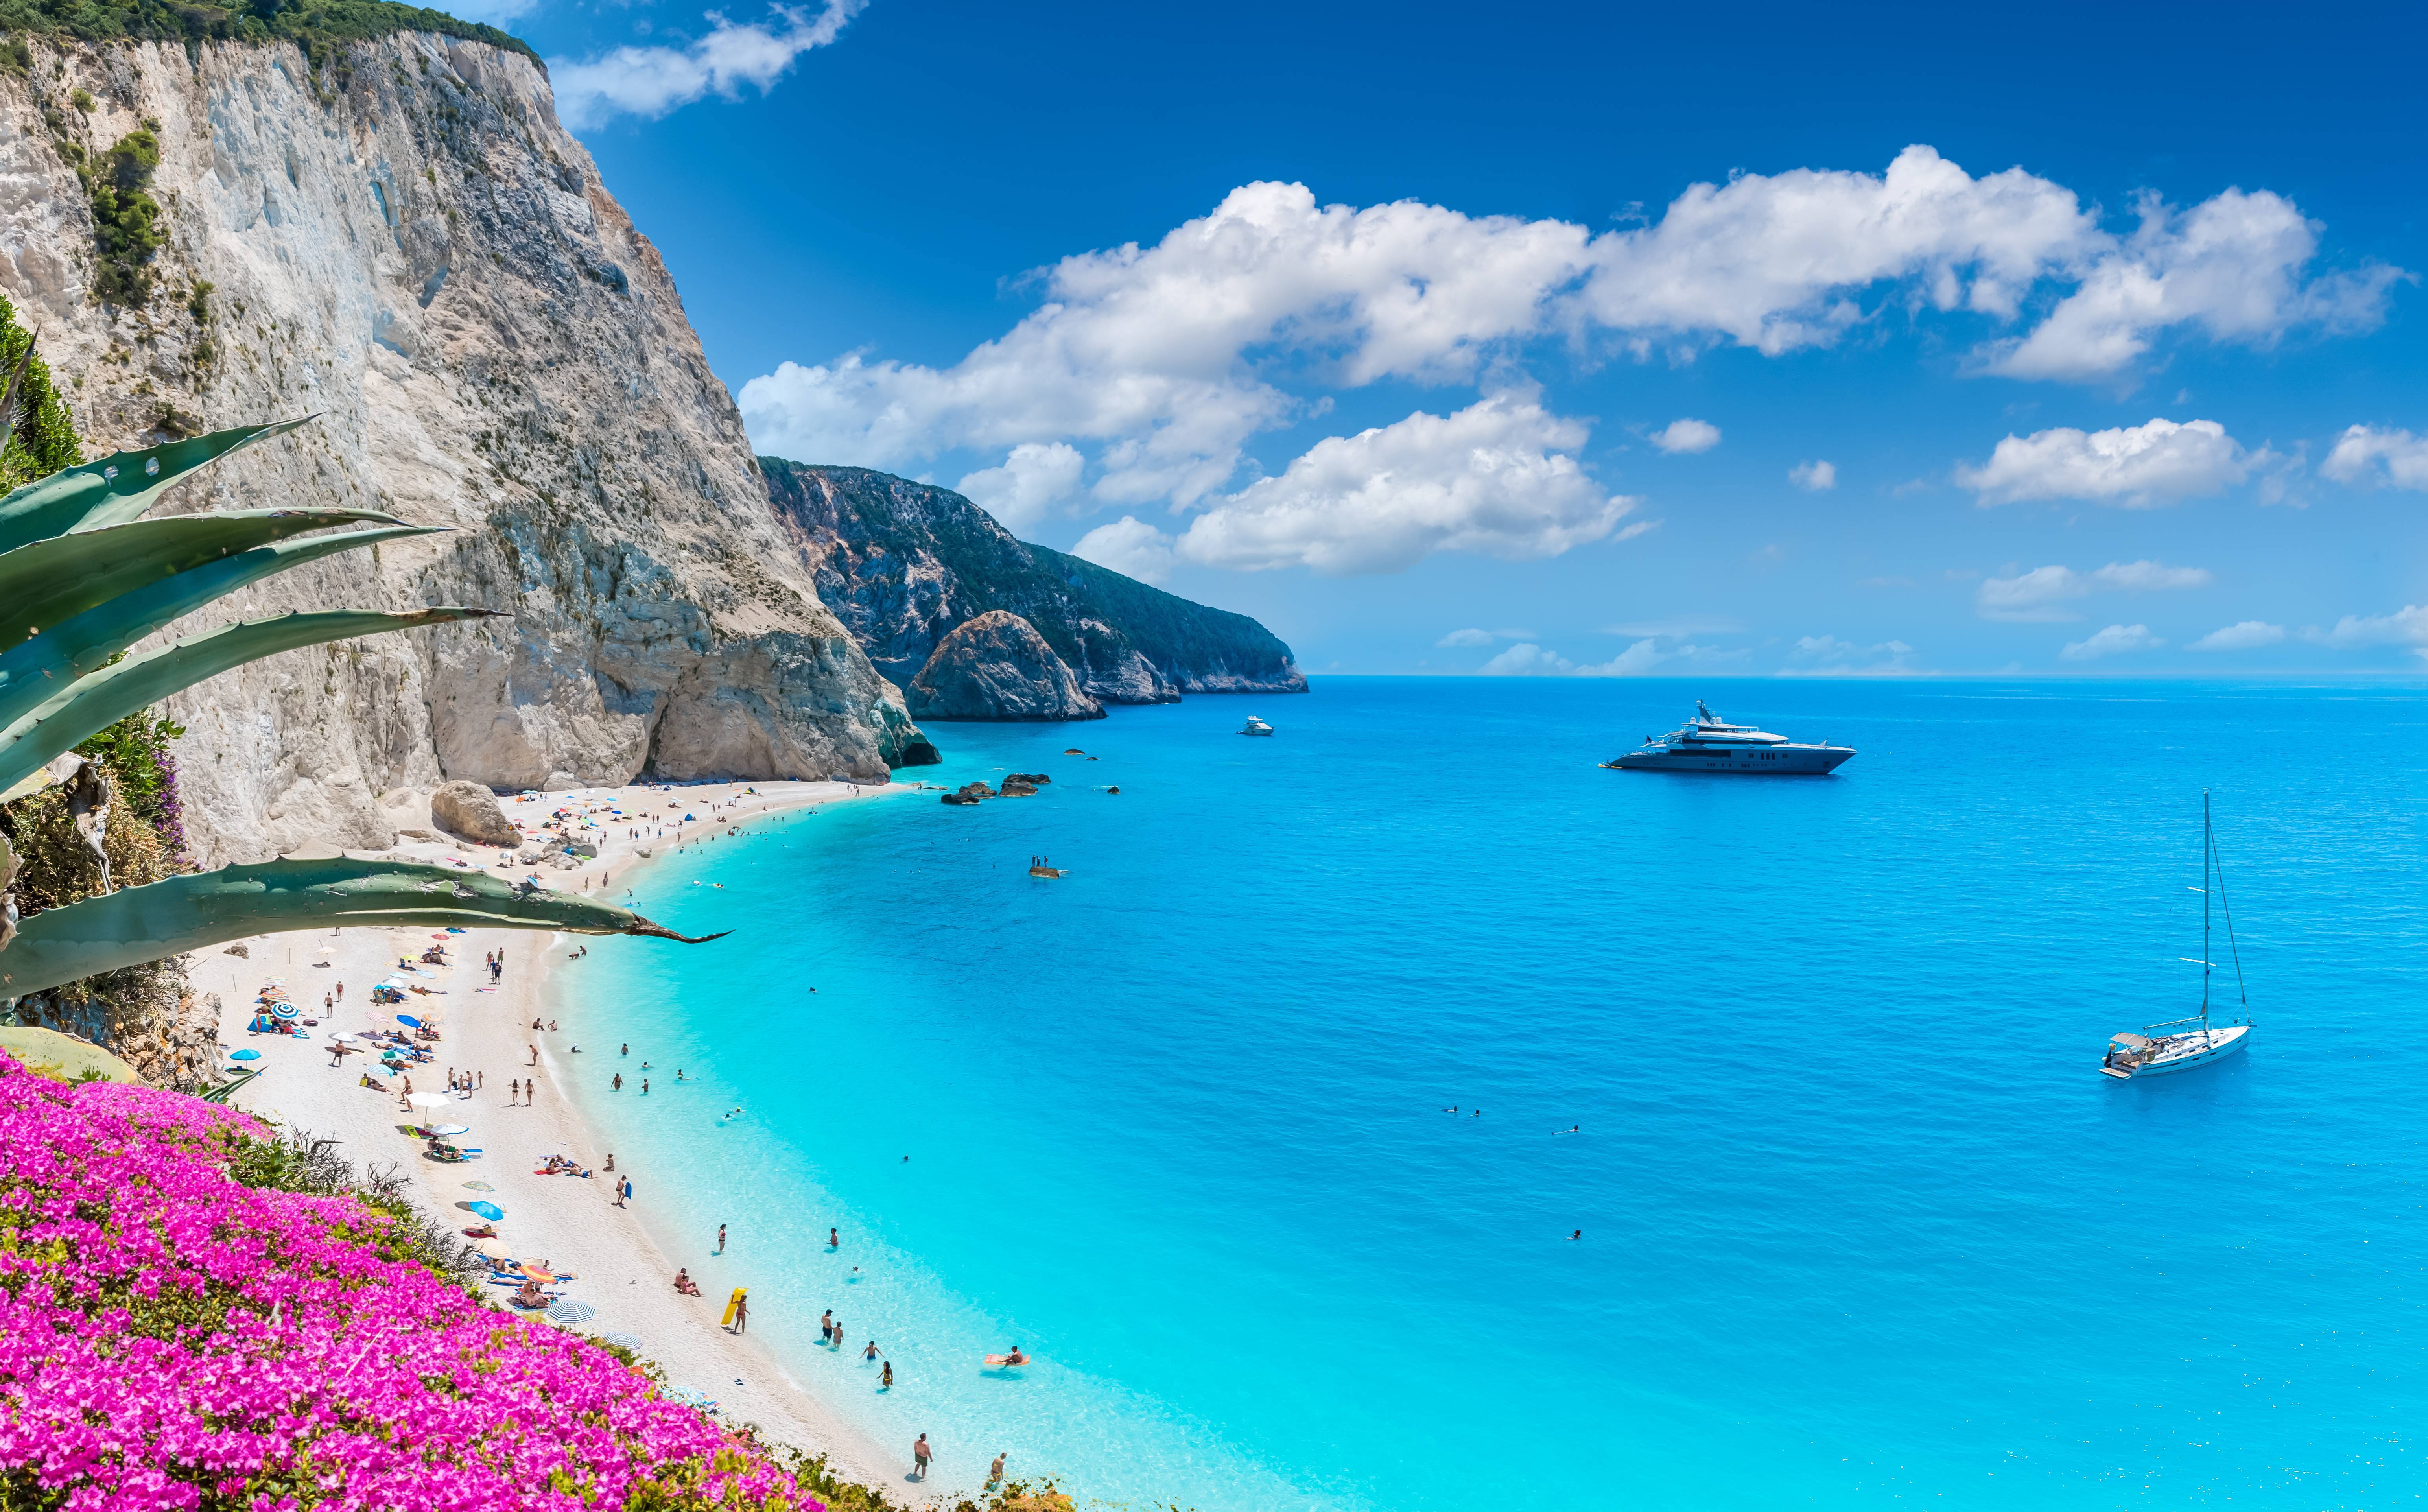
[562,678,2428,1511]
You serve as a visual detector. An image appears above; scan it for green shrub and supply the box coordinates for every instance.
[86,127,164,306]
[0,291,81,492]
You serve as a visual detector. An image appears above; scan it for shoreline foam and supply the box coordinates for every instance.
[201,777,932,1503]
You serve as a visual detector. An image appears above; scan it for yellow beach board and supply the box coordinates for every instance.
[719,1287,747,1327]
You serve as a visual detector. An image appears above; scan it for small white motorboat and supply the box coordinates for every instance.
[2101,792,2254,1079]
[1240,717,1274,736]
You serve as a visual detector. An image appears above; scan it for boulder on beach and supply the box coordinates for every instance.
[907,612,1106,722]
[430,781,521,846]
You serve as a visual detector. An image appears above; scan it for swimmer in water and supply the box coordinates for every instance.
[1557,1124,1580,1134]
[829,1228,839,1248]
[864,1340,879,1360]
[1566,1229,1582,1241]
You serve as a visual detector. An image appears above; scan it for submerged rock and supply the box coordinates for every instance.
[907,613,1106,723]
[430,782,520,846]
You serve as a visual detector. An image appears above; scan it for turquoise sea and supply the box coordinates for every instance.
[562,678,2428,1511]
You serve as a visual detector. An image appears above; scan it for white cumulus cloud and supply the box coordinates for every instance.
[955,442,1085,530]
[1979,189,2403,381]
[736,148,2393,573]
[1780,634,1920,675]
[1170,396,1639,577]
[1977,560,2212,621]
[553,0,865,130]
[2321,425,2428,491]
[2311,605,2428,651]
[1437,627,1497,648]
[1478,643,1573,675]
[1652,418,1722,454]
[1957,418,2254,506]
[1789,459,1836,490]
[2187,620,2287,652]
[2061,623,2164,661]
[1067,516,1174,585]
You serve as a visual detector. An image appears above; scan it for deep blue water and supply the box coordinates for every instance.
[562,678,2428,1511]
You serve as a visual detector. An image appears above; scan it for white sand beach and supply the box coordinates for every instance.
[199,777,947,1502]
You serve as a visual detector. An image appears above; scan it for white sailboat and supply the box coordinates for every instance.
[2101,791,2254,1079]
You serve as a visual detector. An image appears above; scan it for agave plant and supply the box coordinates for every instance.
[0,418,721,1000]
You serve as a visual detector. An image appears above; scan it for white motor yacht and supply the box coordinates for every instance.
[1240,717,1274,737]
[1604,701,1853,774]
[2101,792,2255,1079]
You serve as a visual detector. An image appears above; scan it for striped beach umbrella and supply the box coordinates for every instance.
[546,1299,597,1325]
[271,1000,299,1020]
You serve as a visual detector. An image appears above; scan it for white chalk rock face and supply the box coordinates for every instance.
[0,32,936,867]
[428,780,518,846]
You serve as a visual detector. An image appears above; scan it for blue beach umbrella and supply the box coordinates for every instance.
[467,1201,505,1222]
[271,1000,299,1020]
[397,1014,424,1029]
[600,1331,642,1350]
[228,1049,260,1062]
[546,1299,597,1325]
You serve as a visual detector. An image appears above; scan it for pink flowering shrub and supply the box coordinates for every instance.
[0,1052,820,1512]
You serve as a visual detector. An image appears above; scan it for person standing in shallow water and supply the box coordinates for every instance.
[717,1224,726,1254]
[881,1360,893,1389]
[912,1434,931,1480]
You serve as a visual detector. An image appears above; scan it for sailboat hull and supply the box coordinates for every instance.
[2107,1023,2251,1078]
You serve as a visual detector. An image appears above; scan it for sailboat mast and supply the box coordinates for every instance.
[2201,789,2212,1026]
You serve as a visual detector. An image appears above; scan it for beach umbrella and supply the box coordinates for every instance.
[466,1201,505,1222]
[406,1092,452,1110]
[471,1237,514,1259]
[546,1300,597,1325]
[329,1033,357,1044]
[270,1001,299,1020]
[228,1049,260,1062]
[599,1331,643,1350]
[462,1180,494,1192]
[396,1014,423,1028]
[428,1123,471,1137]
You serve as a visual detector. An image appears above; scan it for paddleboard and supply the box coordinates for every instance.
[719,1287,747,1327]
[984,1353,1031,1368]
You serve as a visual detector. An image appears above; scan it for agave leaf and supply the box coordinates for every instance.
[0,507,406,656]
[0,417,318,556]
[0,858,726,994]
[0,607,502,795]
[0,524,442,734]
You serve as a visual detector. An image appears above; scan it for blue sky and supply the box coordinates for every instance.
[474,0,2426,676]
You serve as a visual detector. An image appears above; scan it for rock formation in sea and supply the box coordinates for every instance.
[0,28,936,869]
[907,611,1107,723]
[759,461,1309,714]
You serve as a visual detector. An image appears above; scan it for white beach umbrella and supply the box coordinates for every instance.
[471,1237,514,1259]
[406,1092,452,1110]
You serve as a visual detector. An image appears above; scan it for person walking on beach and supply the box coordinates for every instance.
[621,1177,632,1206]
[912,1434,930,1480]
[529,1044,539,1067]
[508,1078,520,1105]
[730,1294,748,1335]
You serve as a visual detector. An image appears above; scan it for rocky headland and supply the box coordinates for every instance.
[760,460,1309,717]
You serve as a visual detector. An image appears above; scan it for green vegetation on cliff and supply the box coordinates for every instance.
[0,0,540,69]
[760,459,1306,701]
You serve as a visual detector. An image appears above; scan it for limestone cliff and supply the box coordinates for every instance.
[0,30,935,868]
[907,611,1105,723]
[760,461,1309,705]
